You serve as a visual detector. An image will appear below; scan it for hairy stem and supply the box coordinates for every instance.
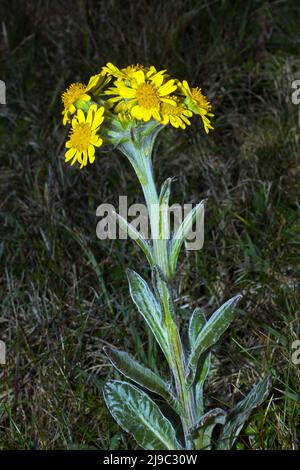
[126,137,196,448]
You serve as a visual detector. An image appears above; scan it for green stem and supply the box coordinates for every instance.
[123,136,196,449]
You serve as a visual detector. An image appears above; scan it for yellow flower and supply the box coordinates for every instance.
[106,69,177,122]
[179,80,214,133]
[65,104,104,169]
[61,74,107,125]
[62,83,91,125]
[160,96,193,129]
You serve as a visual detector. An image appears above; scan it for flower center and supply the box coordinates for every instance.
[136,83,160,108]
[62,83,86,109]
[191,88,211,111]
[69,123,92,152]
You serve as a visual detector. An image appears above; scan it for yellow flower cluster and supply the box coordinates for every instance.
[61,63,214,168]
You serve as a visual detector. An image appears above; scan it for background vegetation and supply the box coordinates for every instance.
[0,0,299,449]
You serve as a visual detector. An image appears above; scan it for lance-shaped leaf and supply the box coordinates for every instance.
[194,352,211,420]
[104,347,182,415]
[188,307,206,349]
[103,380,182,450]
[127,269,170,363]
[189,408,227,450]
[113,210,154,266]
[158,178,172,241]
[186,295,242,386]
[169,200,205,276]
[217,375,272,450]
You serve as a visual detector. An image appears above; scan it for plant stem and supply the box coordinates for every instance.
[127,140,196,449]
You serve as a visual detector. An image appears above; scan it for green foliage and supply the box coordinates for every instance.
[218,376,272,450]
[103,381,182,450]
[187,296,242,386]
[104,347,182,415]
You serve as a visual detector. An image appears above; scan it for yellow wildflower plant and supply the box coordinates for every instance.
[65,104,104,169]
[105,69,177,122]
[59,64,272,453]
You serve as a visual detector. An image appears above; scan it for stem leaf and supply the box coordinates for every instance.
[103,380,182,450]
[187,295,242,386]
[169,200,205,276]
[217,375,272,449]
[127,269,170,363]
[104,347,182,415]
[113,210,154,266]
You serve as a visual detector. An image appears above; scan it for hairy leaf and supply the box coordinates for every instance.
[218,375,272,449]
[158,177,172,241]
[188,307,206,349]
[187,295,241,386]
[103,380,182,450]
[113,210,154,266]
[194,352,211,420]
[190,408,227,450]
[104,347,182,415]
[127,269,170,362]
[169,200,205,276]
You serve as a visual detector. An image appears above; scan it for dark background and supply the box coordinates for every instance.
[0,0,299,449]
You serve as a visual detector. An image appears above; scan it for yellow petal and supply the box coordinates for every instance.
[159,80,177,96]
[65,148,76,162]
[134,70,145,85]
[77,109,85,123]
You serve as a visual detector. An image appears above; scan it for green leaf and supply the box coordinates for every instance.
[188,307,206,349]
[217,375,272,449]
[158,178,172,240]
[103,380,182,450]
[190,408,227,450]
[194,352,211,420]
[104,347,182,415]
[127,269,170,363]
[169,200,205,276]
[113,210,154,266]
[187,295,241,386]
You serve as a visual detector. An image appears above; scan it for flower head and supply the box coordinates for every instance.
[62,83,91,125]
[106,69,177,122]
[65,104,104,169]
[160,96,192,129]
[179,80,214,133]
[61,74,108,125]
